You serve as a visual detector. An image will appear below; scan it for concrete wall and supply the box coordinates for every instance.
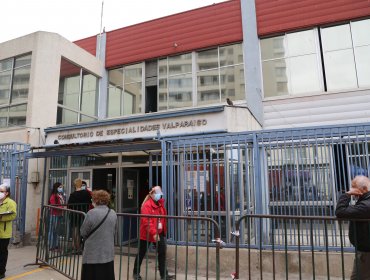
[0,31,102,235]
[168,245,354,279]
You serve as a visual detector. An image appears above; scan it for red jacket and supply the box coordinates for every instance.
[139,198,167,242]
[49,193,65,216]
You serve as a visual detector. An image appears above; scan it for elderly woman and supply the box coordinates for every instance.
[0,183,17,279]
[80,190,117,280]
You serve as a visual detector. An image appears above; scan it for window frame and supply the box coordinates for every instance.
[57,58,99,125]
[0,53,31,129]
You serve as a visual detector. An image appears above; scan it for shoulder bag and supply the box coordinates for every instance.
[81,208,111,250]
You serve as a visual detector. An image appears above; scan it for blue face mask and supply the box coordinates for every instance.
[57,187,63,193]
[153,193,162,202]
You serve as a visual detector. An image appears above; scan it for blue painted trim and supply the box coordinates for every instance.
[44,105,225,133]
[164,121,370,143]
[26,141,162,159]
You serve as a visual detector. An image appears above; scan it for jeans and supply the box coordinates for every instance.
[0,238,10,275]
[48,215,61,249]
[133,234,167,278]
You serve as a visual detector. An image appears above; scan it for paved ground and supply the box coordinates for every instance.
[6,245,68,280]
[4,246,224,280]
[4,246,348,280]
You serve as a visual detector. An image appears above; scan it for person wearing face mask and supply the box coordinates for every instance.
[48,182,65,250]
[133,186,175,280]
[0,183,17,279]
[68,178,92,252]
[81,181,94,211]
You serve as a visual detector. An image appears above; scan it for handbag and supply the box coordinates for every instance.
[81,208,111,250]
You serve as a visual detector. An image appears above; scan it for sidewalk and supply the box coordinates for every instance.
[5,245,349,280]
[5,246,223,280]
[6,245,68,280]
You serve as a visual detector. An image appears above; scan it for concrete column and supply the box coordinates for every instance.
[240,0,264,125]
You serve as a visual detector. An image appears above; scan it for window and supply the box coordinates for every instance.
[0,54,31,128]
[197,44,245,106]
[108,43,244,115]
[261,18,370,98]
[107,63,143,117]
[321,24,357,90]
[261,30,322,97]
[322,19,370,90]
[159,53,192,110]
[158,43,245,110]
[57,58,99,124]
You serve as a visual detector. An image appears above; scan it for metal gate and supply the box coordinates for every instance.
[0,142,30,241]
[161,122,370,250]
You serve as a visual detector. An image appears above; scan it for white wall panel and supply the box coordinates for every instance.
[264,90,370,129]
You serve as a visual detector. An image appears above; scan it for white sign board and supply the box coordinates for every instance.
[45,113,227,146]
[186,170,209,192]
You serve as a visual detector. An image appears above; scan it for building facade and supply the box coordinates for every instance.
[1,0,370,244]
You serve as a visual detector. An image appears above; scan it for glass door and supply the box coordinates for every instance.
[68,170,92,198]
[120,168,139,244]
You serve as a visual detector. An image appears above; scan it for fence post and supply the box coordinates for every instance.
[253,134,263,249]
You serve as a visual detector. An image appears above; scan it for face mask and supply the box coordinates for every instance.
[153,193,162,202]
[81,185,86,190]
[57,187,63,193]
[0,192,5,200]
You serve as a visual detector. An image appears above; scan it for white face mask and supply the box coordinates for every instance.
[0,192,5,200]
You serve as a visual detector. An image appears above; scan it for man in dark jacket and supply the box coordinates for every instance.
[335,175,370,280]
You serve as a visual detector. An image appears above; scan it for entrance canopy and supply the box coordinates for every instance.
[26,140,161,159]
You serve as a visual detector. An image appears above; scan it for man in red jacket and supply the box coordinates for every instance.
[133,186,175,280]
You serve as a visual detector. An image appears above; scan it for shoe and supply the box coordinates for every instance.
[161,274,175,280]
[133,274,142,280]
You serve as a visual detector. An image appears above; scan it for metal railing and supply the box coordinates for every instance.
[33,207,369,280]
[34,205,86,280]
[233,214,367,280]
[162,122,370,249]
[0,142,30,240]
[116,212,222,280]
[32,206,222,280]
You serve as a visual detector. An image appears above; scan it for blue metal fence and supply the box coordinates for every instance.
[162,123,370,250]
[0,142,30,240]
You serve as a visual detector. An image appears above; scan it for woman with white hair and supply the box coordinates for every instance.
[0,183,17,279]
[336,175,370,280]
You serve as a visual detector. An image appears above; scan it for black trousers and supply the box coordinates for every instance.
[81,261,115,280]
[133,234,167,278]
[0,238,10,275]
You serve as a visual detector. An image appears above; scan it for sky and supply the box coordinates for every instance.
[0,0,227,43]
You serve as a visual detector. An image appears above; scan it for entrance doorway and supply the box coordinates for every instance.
[120,166,161,243]
[121,166,162,212]
[92,168,116,208]
[69,170,92,197]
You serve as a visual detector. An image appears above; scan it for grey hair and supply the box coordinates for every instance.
[0,184,10,195]
[352,175,370,191]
